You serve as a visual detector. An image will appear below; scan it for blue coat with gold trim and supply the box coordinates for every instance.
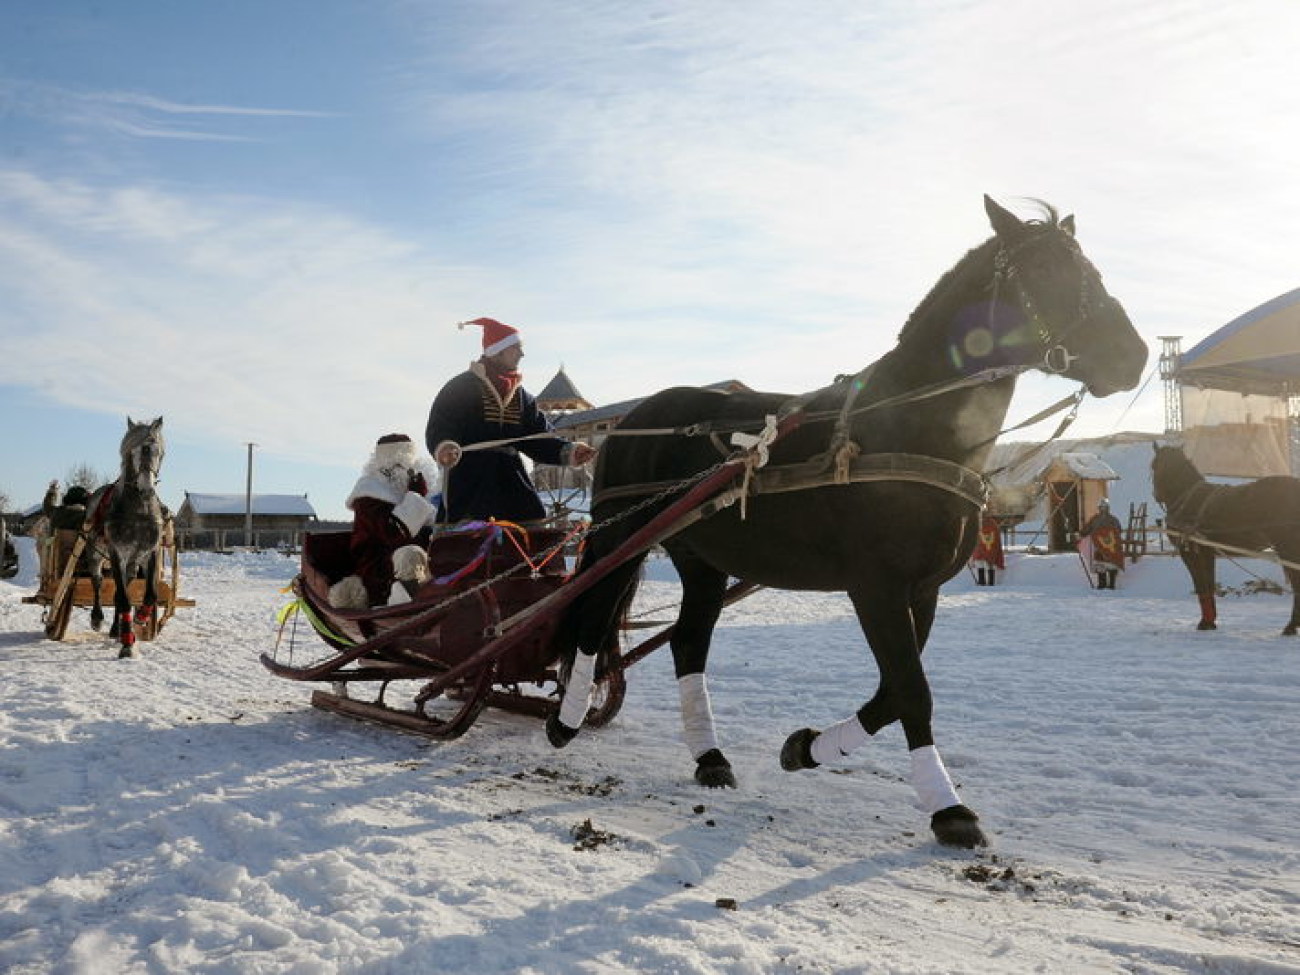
[425,363,568,523]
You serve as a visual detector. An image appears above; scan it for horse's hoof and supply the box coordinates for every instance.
[545,713,579,749]
[1197,621,1217,631]
[930,805,987,849]
[779,728,820,771]
[694,749,736,789]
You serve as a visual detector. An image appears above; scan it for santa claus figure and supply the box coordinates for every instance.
[329,434,436,609]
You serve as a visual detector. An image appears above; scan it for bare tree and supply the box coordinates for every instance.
[0,488,11,514]
[64,463,105,491]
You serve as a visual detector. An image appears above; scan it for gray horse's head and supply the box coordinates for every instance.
[121,416,166,483]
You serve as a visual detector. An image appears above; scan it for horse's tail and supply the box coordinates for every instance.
[550,530,649,683]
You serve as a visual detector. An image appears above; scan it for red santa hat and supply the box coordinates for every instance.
[460,317,521,357]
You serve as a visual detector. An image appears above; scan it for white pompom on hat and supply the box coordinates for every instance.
[460,317,521,356]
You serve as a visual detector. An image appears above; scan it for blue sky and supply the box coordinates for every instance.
[3,1,1300,520]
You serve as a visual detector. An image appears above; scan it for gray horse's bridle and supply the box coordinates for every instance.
[991,227,1103,375]
[124,435,164,484]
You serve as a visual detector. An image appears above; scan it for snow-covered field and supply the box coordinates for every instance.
[1,536,1297,974]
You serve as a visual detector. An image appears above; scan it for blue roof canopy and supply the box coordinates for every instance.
[1178,287,1300,395]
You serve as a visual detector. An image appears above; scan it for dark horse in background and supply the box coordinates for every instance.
[1151,444,1300,634]
[547,196,1147,848]
[87,417,167,658]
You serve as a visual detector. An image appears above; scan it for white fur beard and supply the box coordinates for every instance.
[677,673,719,759]
[809,714,871,766]
[557,651,597,730]
[910,745,962,815]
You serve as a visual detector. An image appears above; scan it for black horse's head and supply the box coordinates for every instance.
[1150,443,1200,506]
[121,416,166,485]
[984,196,1147,398]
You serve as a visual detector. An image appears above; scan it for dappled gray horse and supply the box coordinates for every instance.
[87,417,167,658]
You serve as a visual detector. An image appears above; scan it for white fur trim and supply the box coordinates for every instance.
[393,491,434,535]
[373,438,417,467]
[678,673,719,760]
[484,332,521,356]
[386,581,412,605]
[909,745,962,815]
[345,472,402,510]
[558,651,597,730]
[391,544,429,583]
[328,575,368,610]
[809,714,871,766]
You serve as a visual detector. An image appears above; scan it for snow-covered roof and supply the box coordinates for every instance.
[1051,451,1119,480]
[182,493,317,517]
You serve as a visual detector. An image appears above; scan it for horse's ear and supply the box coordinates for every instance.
[1061,213,1076,237]
[984,195,1024,240]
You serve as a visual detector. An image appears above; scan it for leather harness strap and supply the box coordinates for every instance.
[594,451,988,510]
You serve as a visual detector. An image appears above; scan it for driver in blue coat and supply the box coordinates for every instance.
[426,317,595,524]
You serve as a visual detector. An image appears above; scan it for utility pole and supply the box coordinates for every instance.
[244,442,256,549]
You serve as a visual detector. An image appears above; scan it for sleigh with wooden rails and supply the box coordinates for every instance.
[23,519,195,642]
[261,459,763,739]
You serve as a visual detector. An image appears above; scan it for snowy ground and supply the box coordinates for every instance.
[1,535,1297,974]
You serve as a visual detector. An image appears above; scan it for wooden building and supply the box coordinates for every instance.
[176,493,319,551]
[536,366,592,415]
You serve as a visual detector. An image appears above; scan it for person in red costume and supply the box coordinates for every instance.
[329,433,436,609]
[1079,498,1124,589]
[969,513,1005,586]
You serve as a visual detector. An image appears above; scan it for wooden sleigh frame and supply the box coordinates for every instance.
[261,458,764,740]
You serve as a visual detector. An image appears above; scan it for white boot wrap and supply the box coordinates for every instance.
[910,745,962,815]
[677,673,719,760]
[809,714,871,766]
[558,652,597,730]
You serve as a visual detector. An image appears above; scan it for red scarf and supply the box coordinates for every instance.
[483,361,522,401]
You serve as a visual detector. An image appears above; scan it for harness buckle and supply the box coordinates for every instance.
[1043,345,1078,374]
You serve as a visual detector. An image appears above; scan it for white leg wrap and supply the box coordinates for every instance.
[558,652,597,730]
[910,745,962,815]
[678,673,719,760]
[809,714,871,766]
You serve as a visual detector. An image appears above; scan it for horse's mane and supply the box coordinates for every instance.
[897,200,1064,345]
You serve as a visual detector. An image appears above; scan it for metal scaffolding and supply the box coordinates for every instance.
[1158,336,1183,433]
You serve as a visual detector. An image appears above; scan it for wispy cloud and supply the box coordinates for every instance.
[0,79,334,142]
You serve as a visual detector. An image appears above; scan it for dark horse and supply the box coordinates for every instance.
[546,196,1147,848]
[87,417,167,658]
[1151,444,1300,635]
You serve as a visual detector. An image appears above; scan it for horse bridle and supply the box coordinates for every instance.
[125,435,164,483]
[991,225,1103,375]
